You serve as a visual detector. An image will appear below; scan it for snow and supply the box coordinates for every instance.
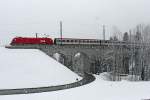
[0,75,150,100]
[74,53,81,57]
[0,47,150,100]
[53,53,60,61]
[56,77,150,100]
[0,47,81,89]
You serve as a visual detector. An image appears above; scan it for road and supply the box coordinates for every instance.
[0,73,95,95]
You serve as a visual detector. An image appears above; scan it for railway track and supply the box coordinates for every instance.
[0,73,95,95]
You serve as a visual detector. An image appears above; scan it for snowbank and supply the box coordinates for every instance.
[0,47,81,89]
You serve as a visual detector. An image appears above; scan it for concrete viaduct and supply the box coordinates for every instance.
[6,43,133,74]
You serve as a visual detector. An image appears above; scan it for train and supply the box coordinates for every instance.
[10,37,127,46]
[10,37,53,45]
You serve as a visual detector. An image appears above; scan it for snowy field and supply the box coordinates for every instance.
[0,47,81,89]
[0,46,150,100]
[0,76,150,100]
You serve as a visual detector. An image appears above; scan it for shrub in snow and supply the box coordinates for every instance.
[99,72,113,81]
[126,75,141,81]
[73,52,90,75]
[99,73,142,81]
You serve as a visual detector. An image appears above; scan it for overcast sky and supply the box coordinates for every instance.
[0,0,150,44]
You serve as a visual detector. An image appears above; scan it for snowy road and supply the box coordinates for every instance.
[0,73,95,95]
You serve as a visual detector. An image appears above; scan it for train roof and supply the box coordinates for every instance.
[54,38,110,41]
[14,37,52,39]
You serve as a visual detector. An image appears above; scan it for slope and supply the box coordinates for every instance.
[0,47,81,89]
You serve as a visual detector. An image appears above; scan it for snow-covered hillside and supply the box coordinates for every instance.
[0,47,81,89]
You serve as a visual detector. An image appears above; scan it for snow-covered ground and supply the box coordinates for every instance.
[0,46,150,100]
[0,47,81,89]
[0,75,150,100]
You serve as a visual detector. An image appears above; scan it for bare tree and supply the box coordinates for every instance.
[112,26,123,41]
[143,24,150,42]
[123,32,129,42]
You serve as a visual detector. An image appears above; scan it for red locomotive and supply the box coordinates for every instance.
[10,37,53,45]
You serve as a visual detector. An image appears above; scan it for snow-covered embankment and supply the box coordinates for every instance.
[0,47,81,89]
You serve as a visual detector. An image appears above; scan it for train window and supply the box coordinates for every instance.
[67,40,69,42]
